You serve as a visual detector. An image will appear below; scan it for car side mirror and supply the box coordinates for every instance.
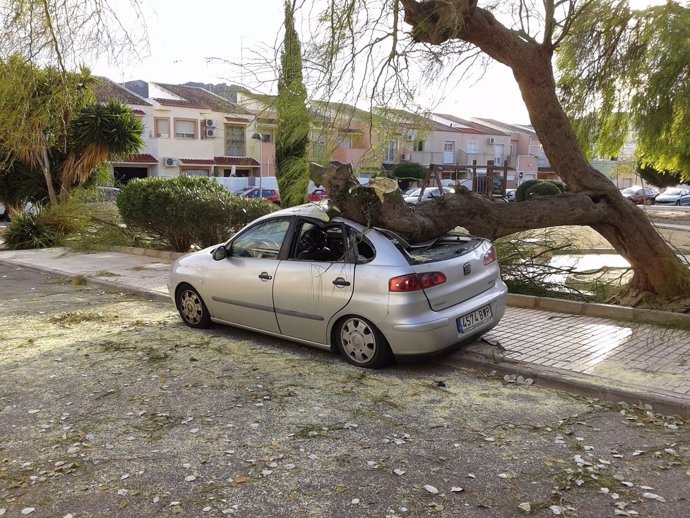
[212,245,228,261]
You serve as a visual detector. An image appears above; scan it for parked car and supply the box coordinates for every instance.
[169,203,507,368]
[620,186,659,205]
[237,187,281,205]
[403,187,455,204]
[654,186,690,206]
[308,188,329,202]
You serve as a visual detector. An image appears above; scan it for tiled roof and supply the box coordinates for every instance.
[155,83,252,115]
[214,156,260,167]
[93,77,152,106]
[132,109,146,115]
[178,158,216,166]
[116,154,159,164]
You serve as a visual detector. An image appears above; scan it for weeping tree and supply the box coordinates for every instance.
[307,0,690,302]
[0,0,146,206]
[559,1,690,178]
[274,0,310,208]
[0,56,144,208]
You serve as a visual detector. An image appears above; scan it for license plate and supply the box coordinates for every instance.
[457,305,493,333]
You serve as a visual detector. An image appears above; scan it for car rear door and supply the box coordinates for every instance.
[272,221,355,345]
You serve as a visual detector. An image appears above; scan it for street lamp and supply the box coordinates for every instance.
[251,133,263,196]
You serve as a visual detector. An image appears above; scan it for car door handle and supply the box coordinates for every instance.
[258,272,273,281]
[332,277,351,287]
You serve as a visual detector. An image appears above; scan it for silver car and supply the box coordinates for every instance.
[169,204,507,368]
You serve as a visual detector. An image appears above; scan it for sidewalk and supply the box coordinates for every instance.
[1,246,689,417]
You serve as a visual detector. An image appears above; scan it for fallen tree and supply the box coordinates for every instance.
[314,0,690,302]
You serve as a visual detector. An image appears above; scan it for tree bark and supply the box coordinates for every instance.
[40,146,58,206]
[326,0,690,300]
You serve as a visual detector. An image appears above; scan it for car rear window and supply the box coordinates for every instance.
[377,229,483,264]
[404,234,483,264]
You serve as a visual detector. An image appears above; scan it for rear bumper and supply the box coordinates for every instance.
[379,280,508,356]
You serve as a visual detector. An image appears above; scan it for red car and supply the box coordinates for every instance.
[238,187,281,205]
[620,187,658,205]
[308,188,329,202]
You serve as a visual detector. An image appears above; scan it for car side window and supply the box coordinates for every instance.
[292,222,348,262]
[349,230,375,263]
[231,219,290,259]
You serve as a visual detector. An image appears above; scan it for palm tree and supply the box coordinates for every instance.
[59,99,144,197]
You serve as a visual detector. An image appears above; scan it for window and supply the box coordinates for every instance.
[467,141,478,154]
[413,140,424,152]
[231,219,290,259]
[293,222,347,262]
[154,118,170,138]
[336,135,352,149]
[225,126,246,156]
[174,119,197,139]
[259,132,273,143]
[386,139,398,162]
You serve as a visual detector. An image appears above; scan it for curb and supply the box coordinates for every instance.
[507,293,690,327]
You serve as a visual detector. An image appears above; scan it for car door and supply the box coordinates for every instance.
[272,221,355,345]
[204,217,291,333]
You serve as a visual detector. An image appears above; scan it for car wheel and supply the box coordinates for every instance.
[336,316,393,369]
[176,284,212,328]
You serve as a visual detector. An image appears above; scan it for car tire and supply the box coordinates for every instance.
[176,284,212,329]
[335,316,393,369]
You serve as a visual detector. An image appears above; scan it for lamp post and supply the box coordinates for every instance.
[251,133,263,196]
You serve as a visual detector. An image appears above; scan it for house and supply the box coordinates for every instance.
[470,118,558,185]
[94,78,262,184]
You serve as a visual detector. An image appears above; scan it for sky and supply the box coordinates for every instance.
[92,0,664,125]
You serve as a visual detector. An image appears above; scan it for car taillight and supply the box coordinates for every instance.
[389,272,447,292]
[483,245,497,266]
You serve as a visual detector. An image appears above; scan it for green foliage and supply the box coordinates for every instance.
[558,1,690,180]
[275,1,310,208]
[637,163,685,189]
[116,177,276,252]
[0,157,50,212]
[62,99,145,187]
[547,181,567,193]
[392,162,427,181]
[4,210,63,249]
[525,182,562,199]
[515,180,542,202]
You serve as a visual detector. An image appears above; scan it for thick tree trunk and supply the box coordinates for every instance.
[328,0,690,299]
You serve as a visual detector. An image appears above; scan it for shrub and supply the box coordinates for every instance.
[117,177,276,252]
[4,210,63,249]
[392,162,427,191]
[547,180,567,193]
[515,179,542,202]
[525,181,562,199]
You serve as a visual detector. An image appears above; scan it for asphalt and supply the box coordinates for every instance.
[1,245,689,418]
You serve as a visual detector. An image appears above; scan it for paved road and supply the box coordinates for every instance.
[1,264,689,518]
[1,246,689,418]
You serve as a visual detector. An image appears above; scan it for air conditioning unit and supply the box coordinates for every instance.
[164,157,178,167]
[204,119,216,127]
[206,128,219,138]
[401,153,411,161]
[487,137,496,144]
